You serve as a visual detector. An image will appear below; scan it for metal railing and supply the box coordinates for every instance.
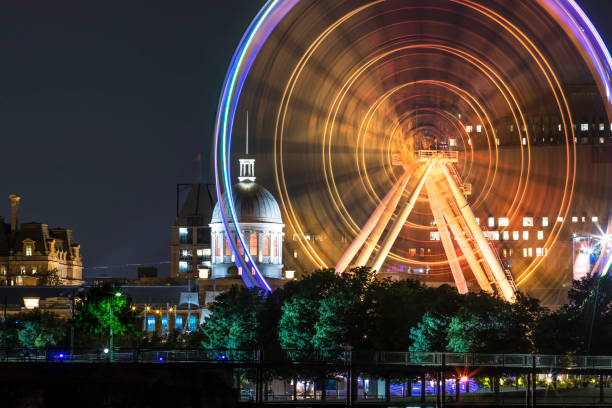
[3,349,612,370]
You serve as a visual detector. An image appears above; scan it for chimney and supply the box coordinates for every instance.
[9,194,20,233]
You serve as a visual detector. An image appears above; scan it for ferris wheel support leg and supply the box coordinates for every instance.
[433,178,494,294]
[353,171,412,267]
[335,170,411,273]
[425,179,468,294]
[439,163,516,302]
[370,164,433,273]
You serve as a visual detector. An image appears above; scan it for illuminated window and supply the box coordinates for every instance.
[582,216,586,222]
[488,217,495,227]
[522,137,527,145]
[285,270,295,279]
[23,298,39,310]
[537,231,544,240]
[600,137,605,144]
[225,237,231,256]
[592,217,599,223]
[572,216,578,222]
[25,246,32,256]
[467,139,471,146]
[236,236,244,256]
[293,251,298,258]
[542,217,549,227]
[162,317,168,331]
[490,231,500,240]
[430,231,440,241]
[0,266,5,276]
[558,124,562,132]
[466,125,473,133]
[600,123,606,131]
[510,124,514,131]
[198,268,209,279]
[249,234,258,256]
[523,248,528,257]
[147,317,156,332]
[216,234,221,256]
[476,125,482,133]
[20,265,25,275]
[179,227,192,244]
[502,231,510,240]
[536,248,542,257]
[272,235,277,257]
[475,218,480,225]
[496,138,500,146]
[32,267,37,275]
[557,217,563,222]
[523,217,534,227]
[178,261,189,273]
[528,248,533,257]
[449,138,457,147]
[179,228,188,235]
[175,316,183,329]
[263,235,270,256]
[513,231,519,241]
[581,123,589,131]
[523,231,529,240]
[544,248,548,256]
[189,316,197,331]
[498,218,509,227]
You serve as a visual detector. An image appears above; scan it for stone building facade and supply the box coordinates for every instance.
[0,195,83,286]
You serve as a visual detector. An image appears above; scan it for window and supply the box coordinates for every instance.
[175,316,183,330]
[523,217,533,227]
[476,125,482,133]
[179,227,192,244]
[572,216,578,222]
[523,248,528,257]
[513,231,519,241]
[263,235,270,256]
[449,138,456,147]
[249,234,258,256]
[20,266,26,275]
[490,231,500,240]
[189,316,197,331]
[466,125,473,133]
[498,218,509,227]
[558,124,562,132]
[225,236,231,256]
[542,217,549,227]
[600,123,606,131]
[179,261,190,273]
[198,268,209,279]
[162,317,168,331]
[488,217,495,227]
[32,267,37,275]
[601,137,606,144]
[272,235,277,257]
[25,246,32,256]
[522,137,527,146]
[197,228,210,245]
[581,123,589,131]
[197,248,211,258]
[147,317,156,333]
[502,231,510,241]
[536,248,542,257]
[496,138,500,146]
[593,217,599,223]
[528,248,533,257]
[582,217,586,222]
[475,218,480,225]
[430,231,440,241]
[215,234,221,257]
[0,266,5,276]
[523,231,529,240]
[537,231,544,240]
[557,217,563,222]
[236,236,244,256]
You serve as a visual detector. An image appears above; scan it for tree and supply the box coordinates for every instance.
[202,285,265,349]
[312,295,355,354]
[75,285,136,344]
[37,269,60,286]
[409,312,451,352]
[278,297,318,350]
[12,310,66,349]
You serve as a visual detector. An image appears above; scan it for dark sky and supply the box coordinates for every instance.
[0,0,609,278]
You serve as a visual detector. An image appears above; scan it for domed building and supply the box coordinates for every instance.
[209,158,284,282]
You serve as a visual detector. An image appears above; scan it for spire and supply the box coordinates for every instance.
[239,112,256,182]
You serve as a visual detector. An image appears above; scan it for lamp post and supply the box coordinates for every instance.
[109,291,122,363]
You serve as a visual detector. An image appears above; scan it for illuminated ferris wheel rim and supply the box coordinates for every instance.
[213,0,612,292]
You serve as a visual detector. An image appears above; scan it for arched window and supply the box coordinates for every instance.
[262,235,270,257]
[272,235,277,257]
[249,234,258,256]
[225,235,231,256]
[236,235,244,256]
[215,234,221,257]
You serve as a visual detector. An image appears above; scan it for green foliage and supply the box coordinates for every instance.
[278,297,318,350]
[409,312,451,352]
[201,285,265,349]
[2,310,66,348]
[75,285,136,339]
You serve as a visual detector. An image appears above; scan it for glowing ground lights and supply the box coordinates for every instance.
[213,0,612,293]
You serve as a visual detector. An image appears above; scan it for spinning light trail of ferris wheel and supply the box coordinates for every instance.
[213,0,612,297]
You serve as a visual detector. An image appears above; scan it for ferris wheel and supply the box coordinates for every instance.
[213,0,612,305]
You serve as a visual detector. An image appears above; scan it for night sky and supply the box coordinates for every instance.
[0,0,609,278]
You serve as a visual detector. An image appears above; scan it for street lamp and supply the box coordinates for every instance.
[109,291,122,363]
